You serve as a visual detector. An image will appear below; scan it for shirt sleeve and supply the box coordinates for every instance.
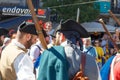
[13,53,35,80]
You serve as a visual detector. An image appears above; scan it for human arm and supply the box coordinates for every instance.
[14,53,35,80]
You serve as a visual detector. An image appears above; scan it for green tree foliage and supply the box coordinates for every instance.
[42,0,100,23]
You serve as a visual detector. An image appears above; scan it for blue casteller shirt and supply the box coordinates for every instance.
[83,45,98,58]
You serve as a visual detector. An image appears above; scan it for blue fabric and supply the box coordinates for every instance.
[102,57,106,65]
[34,55,41,68]
[83,46,97,58]
[100,55,115,80]
[37,46,69,80]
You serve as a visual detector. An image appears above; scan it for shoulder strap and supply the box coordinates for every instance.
[35,45,42,50]
[85,47,93,53]
[80,53,86,75]
[28,45,41,56]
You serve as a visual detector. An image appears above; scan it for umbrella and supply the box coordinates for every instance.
[81,22,116,32]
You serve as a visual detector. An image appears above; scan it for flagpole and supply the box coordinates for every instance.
[109,10,120,26]
[26,0,47,49]
[99,18,119,52]
[76,8,80,23]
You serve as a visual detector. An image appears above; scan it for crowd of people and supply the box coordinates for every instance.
[0,19,120,80]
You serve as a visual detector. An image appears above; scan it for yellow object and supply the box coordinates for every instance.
[95,47,104,63]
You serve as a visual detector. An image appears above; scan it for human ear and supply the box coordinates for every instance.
[60,33,65,42]
[26,34,32,41]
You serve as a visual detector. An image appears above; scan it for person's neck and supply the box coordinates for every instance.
[61,40,67,47]
[15,38,26,49]
[85,45,91,48]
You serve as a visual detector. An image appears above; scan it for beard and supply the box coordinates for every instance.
[55,38,60,45]
[25,38,33,49]
[0,39,3,46]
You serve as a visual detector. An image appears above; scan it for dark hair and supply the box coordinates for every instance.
[42,29,48,37]
[61,31,80,44]
[18,21,37,35]
[60,31,83,50]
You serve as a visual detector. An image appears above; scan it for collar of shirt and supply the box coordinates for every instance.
[60,40,68,47]
[83,45,92,49]
[11,39,26,49]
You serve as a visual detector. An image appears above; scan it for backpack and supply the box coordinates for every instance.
[72,47,94,80]
[72,53,88,80]
[33,45,42,68]
[28,44,42,68]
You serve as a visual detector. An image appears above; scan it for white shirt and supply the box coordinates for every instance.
[12,39,35,80]
[29,41,42,61]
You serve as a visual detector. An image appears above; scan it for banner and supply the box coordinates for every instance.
[0,0,47,18]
